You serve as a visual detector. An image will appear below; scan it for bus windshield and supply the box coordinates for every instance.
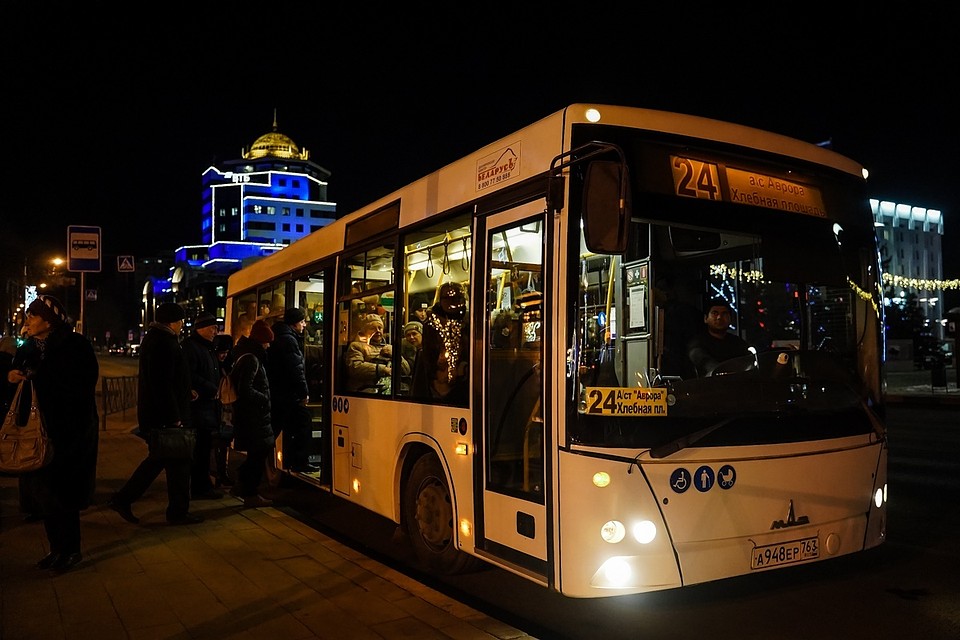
[567,154,883,451]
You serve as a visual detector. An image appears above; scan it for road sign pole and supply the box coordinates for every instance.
[79,272,85,335]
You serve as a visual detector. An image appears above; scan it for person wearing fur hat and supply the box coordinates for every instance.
[344,313,409,393]
[266,307,312,472]
[109,302,204,526]
[8,295,99,571]
[181,312,223,499]
[229,319,275,507]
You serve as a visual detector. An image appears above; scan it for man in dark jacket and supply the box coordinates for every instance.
[108,302,204,525]
[267,307,313,472]
[181,312,223,499]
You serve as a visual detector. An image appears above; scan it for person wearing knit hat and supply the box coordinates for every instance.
[193,312,218,330]
[282,307,306,325]
[155,302,186,324]
[26,295,70,328]
[267,307,312,472]
[11,293,99,570]
[249,319,274,344]
[401,320,423,382]
[109,299,203,526]
[182,311,223,500]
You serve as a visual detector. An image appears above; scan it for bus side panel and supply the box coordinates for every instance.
[556,450,682,597]
[329,397,477,541]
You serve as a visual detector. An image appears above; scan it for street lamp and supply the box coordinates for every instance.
[49,257,71,322]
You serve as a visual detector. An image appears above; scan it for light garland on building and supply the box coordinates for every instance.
[710,264,958,293]
[882,273,960,292]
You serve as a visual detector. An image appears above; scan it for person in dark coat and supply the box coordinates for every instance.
[7,295,99,572]
[181,312,223,499]
[230,319,275,508]
[108,302,204,525]
[267,307,312,471]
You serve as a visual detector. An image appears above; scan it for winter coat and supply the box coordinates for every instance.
[182,331,221,432]
[266,322,308,404]
[13,327,99,514]
[230,335,274,453]
[137,323,192,431]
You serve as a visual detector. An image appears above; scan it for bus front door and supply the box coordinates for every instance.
[479,203,549,579]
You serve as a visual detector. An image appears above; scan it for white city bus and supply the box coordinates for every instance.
[225,104,887,597]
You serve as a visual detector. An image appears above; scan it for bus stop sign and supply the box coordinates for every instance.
[68,225,102,272]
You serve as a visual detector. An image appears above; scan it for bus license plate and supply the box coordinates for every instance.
[751,536,819,570]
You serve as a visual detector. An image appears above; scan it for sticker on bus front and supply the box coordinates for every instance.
[583,387,668,416]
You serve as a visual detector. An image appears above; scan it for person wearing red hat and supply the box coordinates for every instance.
[8,295,99,571]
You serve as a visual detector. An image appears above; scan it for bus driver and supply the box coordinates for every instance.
[686,298,752,376]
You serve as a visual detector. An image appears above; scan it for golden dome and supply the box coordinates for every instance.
[243,111,309,161]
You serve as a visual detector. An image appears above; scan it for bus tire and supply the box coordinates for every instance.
[402,453,478,575]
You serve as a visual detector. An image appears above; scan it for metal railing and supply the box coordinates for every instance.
[100,375,137,431]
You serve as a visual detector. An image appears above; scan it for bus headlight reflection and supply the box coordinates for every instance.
[633,520,657,544]
[600,520,626,543]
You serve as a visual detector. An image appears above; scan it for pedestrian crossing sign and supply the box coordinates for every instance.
[118,256,135,272]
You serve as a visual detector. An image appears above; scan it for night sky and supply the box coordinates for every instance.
[5,5,956,307]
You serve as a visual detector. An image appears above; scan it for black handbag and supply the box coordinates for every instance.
[147,425,196,461]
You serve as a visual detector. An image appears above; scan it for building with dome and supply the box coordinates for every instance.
[142,115,337,327]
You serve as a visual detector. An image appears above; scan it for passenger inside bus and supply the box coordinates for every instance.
[686,297,753,376]
[344,312,407,393]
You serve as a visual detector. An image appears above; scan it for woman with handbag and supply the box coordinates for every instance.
[229,319,275,508]
[7,295,99,572]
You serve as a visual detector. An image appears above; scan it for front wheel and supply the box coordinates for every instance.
[402,453,479,574]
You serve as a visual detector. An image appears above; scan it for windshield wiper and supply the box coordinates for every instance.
[649,416,738,459]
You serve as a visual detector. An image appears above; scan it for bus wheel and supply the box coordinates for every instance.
[402,453,476,574]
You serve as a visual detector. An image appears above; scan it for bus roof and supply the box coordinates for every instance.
[227,103,865,297]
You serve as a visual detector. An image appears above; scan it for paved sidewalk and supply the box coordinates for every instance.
[0,413,534,640]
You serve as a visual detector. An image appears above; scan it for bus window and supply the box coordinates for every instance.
[402,213,472,403]
[336,244,401,396]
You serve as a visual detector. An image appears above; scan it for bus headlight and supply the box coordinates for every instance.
[600,557,631,585]
[600,520,626,543]
[632,520,657,544]
[874,487,884,508]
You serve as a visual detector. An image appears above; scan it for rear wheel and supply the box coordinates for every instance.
[402,453,479,574]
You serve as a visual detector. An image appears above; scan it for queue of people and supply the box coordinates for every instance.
[1,285,473,574]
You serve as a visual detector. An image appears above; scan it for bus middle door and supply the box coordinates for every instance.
[478,202,548,579]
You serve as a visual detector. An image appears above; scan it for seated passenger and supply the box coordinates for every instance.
[687,298,752,376]
[344,314,408,393]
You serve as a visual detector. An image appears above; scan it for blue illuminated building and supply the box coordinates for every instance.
[145,116,336,326]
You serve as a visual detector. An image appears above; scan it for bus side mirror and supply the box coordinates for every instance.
[583,160,631,254]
